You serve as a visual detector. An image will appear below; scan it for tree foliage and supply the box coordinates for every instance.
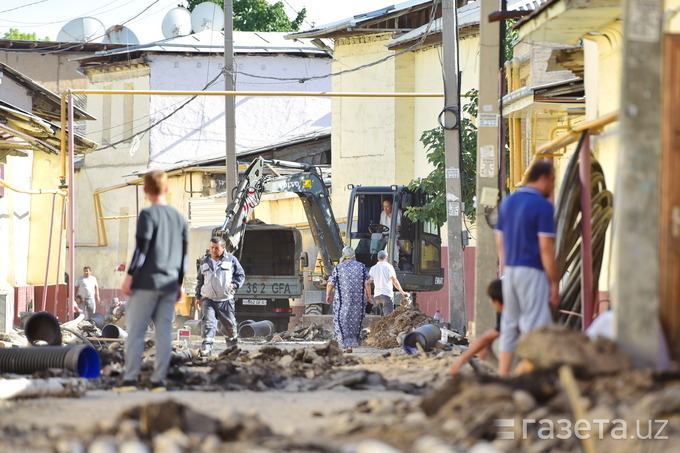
[183,0,306,32]
[3,28,50,41]
[405,89,479,226]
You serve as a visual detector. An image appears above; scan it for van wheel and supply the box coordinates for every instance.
[305,304,322,316]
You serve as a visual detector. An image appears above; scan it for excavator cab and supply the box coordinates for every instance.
[346,186,445,292]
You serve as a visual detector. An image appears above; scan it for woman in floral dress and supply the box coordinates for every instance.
[326,246,373,352]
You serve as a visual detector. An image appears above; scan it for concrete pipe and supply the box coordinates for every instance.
[24,311,62,346]
[238,320,274,338]
[0,345,101,378]
[101,324,127,339]
[403,324,441,355]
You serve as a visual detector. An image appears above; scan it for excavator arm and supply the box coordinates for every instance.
[213,157,344,278]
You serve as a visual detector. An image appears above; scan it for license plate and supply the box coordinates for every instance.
[242,299,267,306]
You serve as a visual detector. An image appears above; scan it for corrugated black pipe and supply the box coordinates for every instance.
[0,345,101,378]
[24,311,62,346]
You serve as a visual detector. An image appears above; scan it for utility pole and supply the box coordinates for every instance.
[442,0,466,334]
[613,0,663,367]
[224,0,238,201]
[474,0,501,336]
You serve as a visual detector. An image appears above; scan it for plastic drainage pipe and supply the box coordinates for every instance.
[89,313,105,329]
[101,324,127,339]
[238,320,274,338]
[24,311,62,346]
[0,345,101,378]
[403,324,441,355]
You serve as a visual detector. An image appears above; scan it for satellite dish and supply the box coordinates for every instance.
[56,17,106,43]
[191,2,224,33]
[161,7,192,38]
[103,25,140,45]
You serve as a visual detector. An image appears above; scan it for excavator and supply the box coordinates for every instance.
[210,157,445,315]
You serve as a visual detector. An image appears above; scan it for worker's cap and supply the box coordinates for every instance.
[341,246,356,260]
[377,250,388,260]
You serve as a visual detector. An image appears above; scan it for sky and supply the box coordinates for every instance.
[0,0,399,43]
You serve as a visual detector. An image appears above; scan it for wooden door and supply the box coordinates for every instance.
[660,34,680,362]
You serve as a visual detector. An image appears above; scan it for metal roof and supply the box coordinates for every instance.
[386,0,549,48]
[155,127,331,173]
[0,101,97,156]
[0,62,94,121]
[285,0,431,39]
[72,30,330,62]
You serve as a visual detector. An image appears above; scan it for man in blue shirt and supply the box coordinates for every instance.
[495,160,559,377]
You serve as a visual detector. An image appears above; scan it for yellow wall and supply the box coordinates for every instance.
[331,32,481,248]
[582,21,623,292]
[331,33,398,216]
[26,153,66,285]
[75,73,151,290]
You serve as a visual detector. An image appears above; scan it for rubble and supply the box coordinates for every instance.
[365,306,439,349]
[1,323,678,452]
[275,323,334,342]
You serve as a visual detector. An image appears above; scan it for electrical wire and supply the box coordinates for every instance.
[0,0,134,26]
[95,66,226,151]
[1,0,160,55]
[0,0,49,14]
[230,0,441,84]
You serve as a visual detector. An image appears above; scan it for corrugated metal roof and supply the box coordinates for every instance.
[0,101,97,155]
[285,0,431,39]
[72,30,330,61]
[386,0,549,48]
[155,127,331,172]
[0,62,94,121]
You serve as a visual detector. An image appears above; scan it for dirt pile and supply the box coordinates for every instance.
[324,325,680,452]
[516,325,632,376]
[90,340,424,394]
[364,306,438,348]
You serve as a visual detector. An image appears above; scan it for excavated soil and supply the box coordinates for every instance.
[364,306,439,348]
[1,324,679,452]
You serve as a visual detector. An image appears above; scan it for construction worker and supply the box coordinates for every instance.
[196,236,246,357]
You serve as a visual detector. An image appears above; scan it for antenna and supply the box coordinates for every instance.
[190,2,225,33]
[103,25,140,45]
[161,7,192,38]
[56,17,106,43]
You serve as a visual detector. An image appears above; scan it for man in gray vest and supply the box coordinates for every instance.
[196,236,246,357]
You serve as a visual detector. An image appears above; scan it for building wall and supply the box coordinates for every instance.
[147,53,331,165]
[26,153,67,286]
[77,72,151,292]
[583,21,623,293]
[0,53,89,93]
[331,34,399,215]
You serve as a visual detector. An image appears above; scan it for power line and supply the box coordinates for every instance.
[229,0,441,84]
[0,0,49,15]
[0,0,134,27]
[1,0,160,55]
[95,67,225,151]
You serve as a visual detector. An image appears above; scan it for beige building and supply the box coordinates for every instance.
[0,62,96,330]
[288,0,539,317]
[507,0,680,363]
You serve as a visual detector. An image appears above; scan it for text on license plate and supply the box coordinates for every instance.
[242,299,267,306]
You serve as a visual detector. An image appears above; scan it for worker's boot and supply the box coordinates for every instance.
[200,343,213,357]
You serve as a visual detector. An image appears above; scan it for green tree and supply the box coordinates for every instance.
[183,0,306,32]
[3,28,50,41]
[405,89,479,226]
